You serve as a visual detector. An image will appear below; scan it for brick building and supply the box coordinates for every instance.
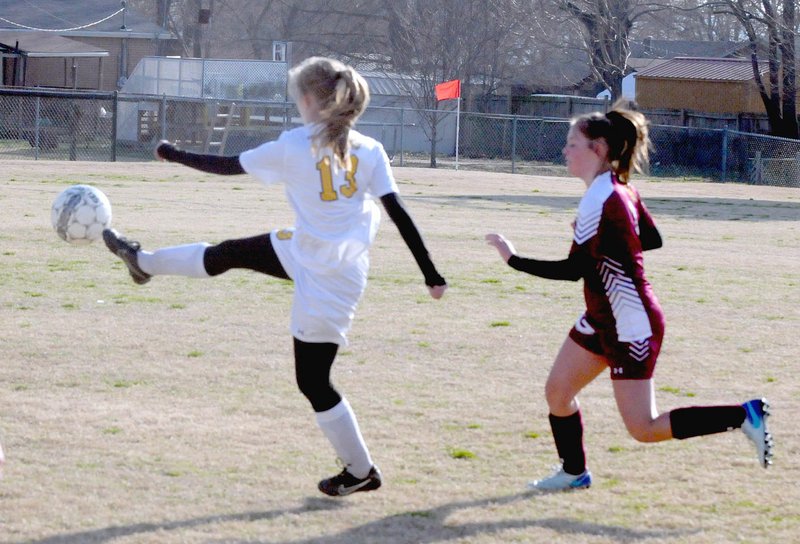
[0,0,175,91]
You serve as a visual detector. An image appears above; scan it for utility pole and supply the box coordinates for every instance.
[156,0,170,56]
[194,0,211,58]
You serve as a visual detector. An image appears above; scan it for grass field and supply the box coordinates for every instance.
[1,160,799,544]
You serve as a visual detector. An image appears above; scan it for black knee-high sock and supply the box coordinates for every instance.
[669,405,746,440]
[549,411,586,475]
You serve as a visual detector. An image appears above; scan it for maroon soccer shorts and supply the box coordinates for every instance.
[568,313,665,380]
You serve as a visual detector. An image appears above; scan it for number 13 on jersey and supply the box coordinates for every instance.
[317,156,359,201]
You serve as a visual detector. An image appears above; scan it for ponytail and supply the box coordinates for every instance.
[288,57,370,169]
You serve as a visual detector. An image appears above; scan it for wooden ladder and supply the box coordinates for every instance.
[203,102,238,155]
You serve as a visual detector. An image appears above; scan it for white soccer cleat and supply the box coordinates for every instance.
[527,465,592,491]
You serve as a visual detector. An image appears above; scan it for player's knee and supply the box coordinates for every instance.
[544,379,574,413]
[625,422,659,443]
[203,242,231,276]
[296,377,340,412]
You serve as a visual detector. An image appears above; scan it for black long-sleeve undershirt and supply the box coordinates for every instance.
[380,192,446,287]
[507,252,584,281]
[639,221,663,251]
[157,142,245,175]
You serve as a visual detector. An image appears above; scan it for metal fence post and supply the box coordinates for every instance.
[721,127,728,182]
[511,116,518,174]
[111,91,118,162]
[34,96,41,160]
[160,94,167,141]
[795,153,800,188]
[69,100,78,161]
[399,107,405,167]
[753,151,762,185]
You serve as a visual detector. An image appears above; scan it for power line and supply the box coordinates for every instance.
[0,7,125,32]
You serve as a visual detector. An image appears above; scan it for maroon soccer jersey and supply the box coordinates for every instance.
[566,172,665,377]
[571,172,662,339]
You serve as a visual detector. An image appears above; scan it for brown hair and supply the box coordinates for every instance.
[288,56,370,168]
[571,101,650,183]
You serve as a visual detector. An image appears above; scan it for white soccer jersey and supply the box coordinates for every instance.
[238,124,398,345]
[240,124,398,272]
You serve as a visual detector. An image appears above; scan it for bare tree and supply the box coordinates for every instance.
[545,0,673,100]
[126,0,201,57]
[637,0,744,40]
[708,0,798,138]
[385,0,532,166]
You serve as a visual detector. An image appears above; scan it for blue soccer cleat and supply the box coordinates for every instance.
[741,398,773,468]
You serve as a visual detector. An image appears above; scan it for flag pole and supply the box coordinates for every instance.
[434,79,461,170]
[455,96,460,170]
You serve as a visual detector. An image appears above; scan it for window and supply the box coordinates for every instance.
[273,42,287,62]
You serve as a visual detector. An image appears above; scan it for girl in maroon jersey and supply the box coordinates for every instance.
[486,103,772,490]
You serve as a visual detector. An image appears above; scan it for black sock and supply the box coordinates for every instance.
[549,411,586,475]
[669,405,746,440]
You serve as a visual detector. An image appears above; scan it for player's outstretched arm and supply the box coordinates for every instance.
[380,192,446,299]
[485,232,582,281]
[154,140,246,175]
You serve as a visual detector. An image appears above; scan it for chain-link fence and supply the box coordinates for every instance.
[2,87,800,187]
[0,88,116,161]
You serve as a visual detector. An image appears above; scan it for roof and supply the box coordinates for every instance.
[630,39,746,60]
[627,58,669,71]
[360,71,419,96]
[0,30,108,57]
[636,57,766,81]
[0,0,170,39]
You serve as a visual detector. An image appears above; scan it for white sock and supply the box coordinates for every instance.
[137,242,211,278]
[315,398,373,478]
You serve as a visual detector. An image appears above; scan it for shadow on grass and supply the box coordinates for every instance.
[19,492,697,544]
[406,193,800,222]
[17,497,345,544]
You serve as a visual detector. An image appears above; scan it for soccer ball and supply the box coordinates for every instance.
[51,184,112,245]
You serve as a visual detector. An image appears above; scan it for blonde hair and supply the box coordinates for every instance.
[571,101,650,183]
[288,56,370,168]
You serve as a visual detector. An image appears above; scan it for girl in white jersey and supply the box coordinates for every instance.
[103,57,447,497]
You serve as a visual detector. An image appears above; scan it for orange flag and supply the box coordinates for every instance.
[435,79,461,101]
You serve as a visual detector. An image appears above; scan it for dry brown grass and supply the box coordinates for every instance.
[1,160,799,544]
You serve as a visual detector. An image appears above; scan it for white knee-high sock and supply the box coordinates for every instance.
[315,398,373,478]
[137,242,211,278]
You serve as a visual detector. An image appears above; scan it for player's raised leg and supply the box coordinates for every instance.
[103,230,290,283]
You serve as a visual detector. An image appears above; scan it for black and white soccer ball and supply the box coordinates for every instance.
[51,184,112,245]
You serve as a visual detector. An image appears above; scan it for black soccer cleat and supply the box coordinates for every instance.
[102,228,151,285]
[318,465,382,497]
